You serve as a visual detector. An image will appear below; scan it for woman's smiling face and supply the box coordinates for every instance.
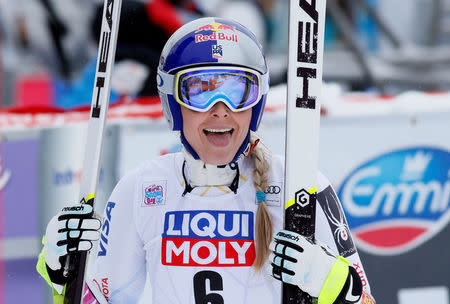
[180,102,252,165]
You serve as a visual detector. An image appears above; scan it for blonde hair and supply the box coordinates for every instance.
[249,132,273,271]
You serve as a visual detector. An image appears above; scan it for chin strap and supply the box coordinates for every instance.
[228,163,240,194]
[181,160,240,196]
[181,161,194,196]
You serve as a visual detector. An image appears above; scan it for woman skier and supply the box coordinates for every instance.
[38,17,375,304]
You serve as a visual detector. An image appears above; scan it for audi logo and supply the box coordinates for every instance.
[265,185,281,194]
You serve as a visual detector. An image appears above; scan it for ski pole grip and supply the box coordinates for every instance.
[62,194,96,278]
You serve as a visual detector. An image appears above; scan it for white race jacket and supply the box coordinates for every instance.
[87,152,372,303]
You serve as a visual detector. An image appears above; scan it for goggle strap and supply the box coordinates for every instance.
[157,70,175,94]
[260,72,269,94]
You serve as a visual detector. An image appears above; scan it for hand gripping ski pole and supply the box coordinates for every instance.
[283,0,327,303]
[62,0,122,303]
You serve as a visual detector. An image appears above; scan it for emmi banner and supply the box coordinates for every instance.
[338,147,450,256]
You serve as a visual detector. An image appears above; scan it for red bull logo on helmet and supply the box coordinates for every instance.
[195,22,238,44]
[337,147,450,255]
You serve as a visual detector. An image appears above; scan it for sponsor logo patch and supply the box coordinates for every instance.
[93,277,110,301]
[142,181,167,206]
[257,182,282,206]
[317,186,356,257]
[161,210,255,267]
[98,202,115,257]
[338,147,450,255]
[295,188,311,207]
[353,263,368,291]
[194,22,238,44]
[212,45,223,59]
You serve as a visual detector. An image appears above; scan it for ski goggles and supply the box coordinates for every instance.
[158,66,269,112]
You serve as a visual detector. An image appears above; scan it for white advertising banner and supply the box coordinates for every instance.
[38,125,119,232]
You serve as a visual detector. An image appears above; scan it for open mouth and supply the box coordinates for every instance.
[203,128,234,147]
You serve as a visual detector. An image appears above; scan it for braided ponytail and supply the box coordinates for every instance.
[249,132,273,271]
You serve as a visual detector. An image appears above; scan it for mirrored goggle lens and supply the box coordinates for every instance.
[177,69,260,112]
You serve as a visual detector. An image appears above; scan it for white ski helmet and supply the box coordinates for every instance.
[157,17,269,132]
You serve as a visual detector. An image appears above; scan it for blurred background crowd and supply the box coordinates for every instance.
[2,0,450,110]
[0,0,449,304]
